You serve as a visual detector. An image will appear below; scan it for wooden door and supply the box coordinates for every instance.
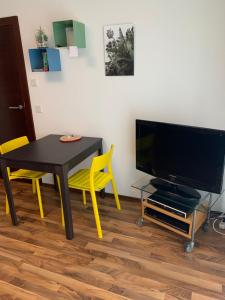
[0,16,35,145]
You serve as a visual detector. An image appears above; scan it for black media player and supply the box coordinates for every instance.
[147,190,199,218]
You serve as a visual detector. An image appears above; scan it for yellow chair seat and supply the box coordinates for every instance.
[69,169,112,191]
[10,169,45,180]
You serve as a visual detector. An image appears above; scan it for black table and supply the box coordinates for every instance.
[0,134,102,240]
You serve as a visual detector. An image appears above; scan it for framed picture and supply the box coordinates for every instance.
[104,23,134,76]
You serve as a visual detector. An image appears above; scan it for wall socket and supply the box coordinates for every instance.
[30,78,38,87]
[35,105,43,113]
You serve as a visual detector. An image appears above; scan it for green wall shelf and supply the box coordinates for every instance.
[53,20,86,48]
[29,48,61,72]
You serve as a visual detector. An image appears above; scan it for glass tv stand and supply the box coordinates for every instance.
[132,176,223,252]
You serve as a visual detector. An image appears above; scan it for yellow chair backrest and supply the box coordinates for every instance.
[0,136,29,154]
[90,144,114,175]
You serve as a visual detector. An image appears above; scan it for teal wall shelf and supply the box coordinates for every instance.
[29,48,61,72]
[53,20,86,48]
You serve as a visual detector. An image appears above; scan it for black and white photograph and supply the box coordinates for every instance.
[104,24,134,76]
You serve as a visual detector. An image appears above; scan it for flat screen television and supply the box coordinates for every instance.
[136,119,225,197]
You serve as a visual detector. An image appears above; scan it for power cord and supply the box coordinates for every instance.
[209,190,225,236]
[212,211,225,236]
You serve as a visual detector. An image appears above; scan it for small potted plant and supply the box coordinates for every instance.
[35,27,48,48]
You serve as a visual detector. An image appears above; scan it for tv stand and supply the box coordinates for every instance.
[131,176,221,252]
[150,178,201,201]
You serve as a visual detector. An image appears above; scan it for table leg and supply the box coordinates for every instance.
[98,146,105,198]
[56,165,73,240]
[0,159,18,225]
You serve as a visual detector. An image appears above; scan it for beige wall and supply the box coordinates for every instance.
[1,0,225,208]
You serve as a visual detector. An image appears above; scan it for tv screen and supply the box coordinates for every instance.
[136,120,225,194]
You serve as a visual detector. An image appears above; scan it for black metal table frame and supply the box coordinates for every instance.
[0,135,103,240]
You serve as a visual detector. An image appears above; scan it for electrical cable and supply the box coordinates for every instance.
[212,211,225,236]
[207,189,225,236]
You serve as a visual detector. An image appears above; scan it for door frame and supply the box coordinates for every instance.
[0,16,36,141]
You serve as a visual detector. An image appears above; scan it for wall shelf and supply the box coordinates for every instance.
[29,48,61,72]
[52,20,86,48]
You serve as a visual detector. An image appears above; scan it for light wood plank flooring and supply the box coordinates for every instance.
[0,180,225,300]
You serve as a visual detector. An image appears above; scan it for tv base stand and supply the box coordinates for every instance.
[150,178,201,200]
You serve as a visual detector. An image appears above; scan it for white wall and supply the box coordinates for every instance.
[1,0,225,209]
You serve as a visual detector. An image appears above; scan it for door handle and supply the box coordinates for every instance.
[8,105,24,110]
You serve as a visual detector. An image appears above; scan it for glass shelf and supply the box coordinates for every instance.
[132,176,224,214]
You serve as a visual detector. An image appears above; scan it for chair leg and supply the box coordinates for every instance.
[5,195,9,215]
[111,177,121,210]
[32,179,36,194]
[57,175,65,227]
[90,189,102,239]
[82,190,87,206]
[35,179,44,218]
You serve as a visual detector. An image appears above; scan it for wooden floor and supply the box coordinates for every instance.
[0,181,225,300]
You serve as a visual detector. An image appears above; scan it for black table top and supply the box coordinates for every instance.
[1,135,102,166]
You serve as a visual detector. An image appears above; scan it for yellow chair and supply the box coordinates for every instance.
[0,136,46,218]
[67,144,121,239]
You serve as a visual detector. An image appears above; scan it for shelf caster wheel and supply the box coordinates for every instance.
[136,217,144,227]
[202,222,209,232]
[184,241,195,253]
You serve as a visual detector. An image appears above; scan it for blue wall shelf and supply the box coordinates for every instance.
[29,48,61,72]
